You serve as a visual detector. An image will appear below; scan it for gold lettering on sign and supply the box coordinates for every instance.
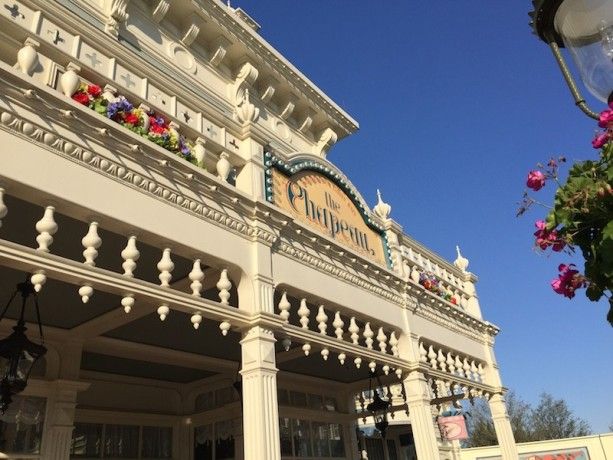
[272,169,387,266]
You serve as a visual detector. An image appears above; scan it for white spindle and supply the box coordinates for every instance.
[349,317,360,345]
[463,358,471,378]
[82,222,102,266]
[316,305,328,334]
[298,299,310,329]
[278,292,291,322]
[363,322,374,349]
[189,259,204,296]
[455,356,465,377]
[395,368,403,379]
[121,294,134,313]
[332,312,344,340]
[478,363,485,382]
[368,361,376,373]
[0,188,7,228]
[390,332,399,357]
[157,248,174,287]
[377,328,387,353]
[219,320,231,336]
[30,271,46,293]
[121,236,140,277]
[354,357,362,369]
[78,285,93,303]
[437,349,447,372]
[191,313,202,329]
[35,206,57,252]
[428,345,437,368]
[418,341,427,363]
[157,304,170,321]
[470,360,479,381]
[338,353,346,365]
[321,348,329,361]
[447,353,455,374]
[216,269,232,305]
[382,365,390,375]
[302,343,311,356]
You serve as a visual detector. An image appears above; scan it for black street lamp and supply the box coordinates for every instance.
[530,0,613,119]
[366,370,390,439]
[0,277,46,414]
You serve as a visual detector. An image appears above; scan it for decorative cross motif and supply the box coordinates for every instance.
[119,73,136,88]
[47,29,64,46]
[4,3,23,19]
[84,52,101,68]
[229,139,238,149]
[151,91,166,105]
[181,111,191,123]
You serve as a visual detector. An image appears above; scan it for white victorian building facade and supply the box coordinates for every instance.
[0,1,518,460]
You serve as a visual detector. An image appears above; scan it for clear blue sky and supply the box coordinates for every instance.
[233,1,612,432]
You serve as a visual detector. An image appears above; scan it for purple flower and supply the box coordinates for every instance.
[106,97,133,119]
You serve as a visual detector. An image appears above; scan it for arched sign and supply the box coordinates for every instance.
[266,156,389,267]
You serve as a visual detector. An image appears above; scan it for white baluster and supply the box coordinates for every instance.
[368,361,376,373]
[437,349,447,372]
[338,353,346,365]
[377,328,387,354]
[78,285,93,304]
[455,356,465,377]
[0,188,7,228]
[428,345,437,368]
[60,62,81,97]
[354,357,362,369]
[470,360,479,381]
[30,271,46,293]
[157,304,170,321]
[298,299,310,329]
[189,259,204,296]
[332,312,344,340]
[418,342,428,363]
[17,38,39,76]
[316,305,328,334]
[349,317,360,345]
[321,348,329,361]
[157,248,174,287]
[463,358,471,378]
[121,236,140,277]
[395,368,403,379]
[216,152,232,182]
[447,353,455,374]
[302,343,311,356]
[382,365,390,375]
[478,363,485,382]
[216,269,232,305]
[191,313,202,329]
[390,332,399,357]
[278,291,291,322]
[35,206,57,252]
[410,266,420,284]
[281,337,291,351]
[82,222,102,266]
[363,322,374,350]
[219,320,231,336]
[121,294,134,313]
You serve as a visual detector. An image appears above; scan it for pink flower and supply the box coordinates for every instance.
[526,170,546,191]
[551,264,586,299]
[592,131,610,149]
[534,220,566,251]
[598,109,613,128]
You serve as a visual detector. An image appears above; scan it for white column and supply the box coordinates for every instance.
[488,393,519,460]
[240,326,281,460]
[403,371,441,460]
[40,380,89,460]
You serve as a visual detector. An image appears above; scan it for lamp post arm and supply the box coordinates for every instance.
[548,40,599,120]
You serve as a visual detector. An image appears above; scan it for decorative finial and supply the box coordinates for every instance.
[373,189,391,220]
[454,245,469,272]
